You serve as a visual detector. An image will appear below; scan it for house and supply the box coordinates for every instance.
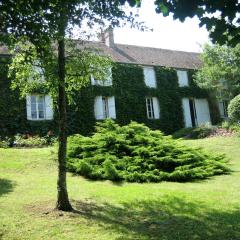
[0,28,222,136]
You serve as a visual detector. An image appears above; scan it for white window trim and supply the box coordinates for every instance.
[94,96,116,120]
[146,97,155,119]
[30,95,46,120]
[146,97,160,119]
[26,94,53,121]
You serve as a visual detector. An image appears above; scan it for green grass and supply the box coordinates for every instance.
[0,136,240,240]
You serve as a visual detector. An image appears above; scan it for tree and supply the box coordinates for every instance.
[153,0,240,46]
[194,44,240,100]
[0,0,143,211]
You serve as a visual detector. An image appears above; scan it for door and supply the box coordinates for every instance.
[189,98,197,127]
[194,98,211,125]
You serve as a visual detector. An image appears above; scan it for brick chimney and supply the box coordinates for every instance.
[99,26,114,48]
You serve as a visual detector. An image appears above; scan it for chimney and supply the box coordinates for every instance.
[99,26,114,48]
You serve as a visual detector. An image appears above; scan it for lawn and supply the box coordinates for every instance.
[0,136,240,240]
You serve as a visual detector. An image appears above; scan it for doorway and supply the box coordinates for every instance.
[189,98,197,127]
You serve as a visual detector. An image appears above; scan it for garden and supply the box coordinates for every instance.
[1,120,240,240]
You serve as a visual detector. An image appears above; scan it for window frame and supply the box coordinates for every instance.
[218,100,228,118]
[177,70,189,87]
[91,67,112,86]
[143,66,157,88]
[102,96,110,119]
[146,97,155,119]
[30,95,46,121]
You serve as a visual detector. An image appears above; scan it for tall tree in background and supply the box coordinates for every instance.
[194,44,240,100]
[0,0,143,211]
[153,0,240,46]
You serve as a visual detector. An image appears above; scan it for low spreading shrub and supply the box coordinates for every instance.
[228,94,240,123]
[172,124,216,139]
[67,120,230,183]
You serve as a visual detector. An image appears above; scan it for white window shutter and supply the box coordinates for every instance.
[195,98,211,126]
[108,96,116,119]
[152,97,160,119]
[26,95,32,120]
[143,67,157,88]
[182,98,192,127]
[177,70,189,87]
[94,96,104,120]
[45,95,53,120]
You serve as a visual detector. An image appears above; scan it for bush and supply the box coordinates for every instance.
[221,121,240,133]
[228,94,240,123]
[172,124,216,139]
[67,120,230,183]
[13,134,56,148]
[0,137,11,148]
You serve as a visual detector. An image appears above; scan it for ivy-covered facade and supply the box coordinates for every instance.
[0,28,222,137]
[0,55,220,137]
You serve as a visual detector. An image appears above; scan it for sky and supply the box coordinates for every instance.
[113,0,210,53]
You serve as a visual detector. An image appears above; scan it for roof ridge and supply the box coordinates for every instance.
[115,43,200,55]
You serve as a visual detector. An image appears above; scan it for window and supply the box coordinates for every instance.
[91,68,112,86]
[31,95,45,119]
[218,100,228,118]
[26,95,53,120]
[94,96,116,120]
[177,70,189,87]
[29,60,45,83]
[102,96,109,119]
[143,66,157,88]
[182,98,211,127]
[146,97,160,119]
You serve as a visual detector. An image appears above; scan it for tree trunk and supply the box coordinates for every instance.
[56,36,73,211]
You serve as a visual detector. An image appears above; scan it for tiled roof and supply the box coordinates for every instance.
[0,41,201,69]
[77,41,201,70]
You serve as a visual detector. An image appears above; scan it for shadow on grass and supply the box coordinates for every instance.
[0,178,16,197]
[71,196,240,240]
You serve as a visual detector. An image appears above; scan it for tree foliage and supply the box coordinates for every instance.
[194,44,240,100]
[153,0,240,46]
[0,0,143,48]
[0,0,143,211]
[8,40,112,102]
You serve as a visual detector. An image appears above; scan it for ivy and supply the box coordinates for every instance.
[0,58,219,137]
